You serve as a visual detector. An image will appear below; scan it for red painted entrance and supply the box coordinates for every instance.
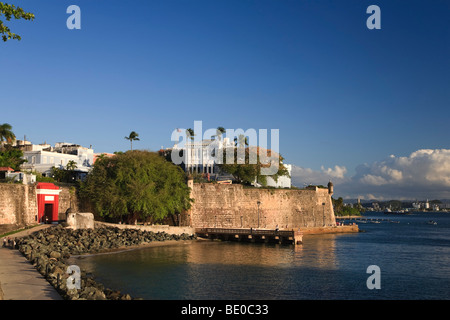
[36,183,61,223]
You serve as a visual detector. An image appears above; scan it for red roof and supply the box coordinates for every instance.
[0,167,14,172]
[36,182,59,190]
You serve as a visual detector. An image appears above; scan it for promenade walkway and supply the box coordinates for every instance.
[0,225,62,300]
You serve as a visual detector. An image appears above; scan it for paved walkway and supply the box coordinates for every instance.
[0,225,62,300]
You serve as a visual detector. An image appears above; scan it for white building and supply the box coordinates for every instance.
[19,141,94,180]
[172,137,235,175]
[5,171,36,184]
[172,138,292,187]
[265,164,291,188]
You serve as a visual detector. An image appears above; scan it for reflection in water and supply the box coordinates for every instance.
[185,236,339,270]
[181,240,339,300]
[71,213,450,299]
[72,237,342,299]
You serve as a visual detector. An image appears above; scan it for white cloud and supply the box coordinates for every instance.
[291,149,450,200]
[320,165,347,179]
[359,174,387,186]
[291,165,348,187]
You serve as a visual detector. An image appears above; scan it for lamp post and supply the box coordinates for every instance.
[257,201,261,228]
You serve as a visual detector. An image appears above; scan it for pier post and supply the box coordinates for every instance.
[294,231,303,245]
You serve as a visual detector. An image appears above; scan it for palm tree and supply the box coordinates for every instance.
[66,160,78,181]
[234,134,248,147]
[66,160,77,171]
[0,123,16,145]
[217,126,225,134]
[215,126,225,139]
[125,131,140,151]
[186,128,195,141]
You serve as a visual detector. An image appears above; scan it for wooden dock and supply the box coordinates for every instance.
[335,216,399,223]
[195,228,303,245]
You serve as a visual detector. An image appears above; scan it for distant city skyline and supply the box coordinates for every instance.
[1,0,449,200]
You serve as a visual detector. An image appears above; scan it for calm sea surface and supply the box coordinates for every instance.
[71,212,450,300]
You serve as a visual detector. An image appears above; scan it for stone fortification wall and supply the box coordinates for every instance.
[1,182,337,234]
[0,184,37,229]
[57,186,80,219]
[0,184,77,233]
[187,183,336,229]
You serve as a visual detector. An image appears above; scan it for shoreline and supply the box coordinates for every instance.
[11,224,197,300]
[3,223,358,300]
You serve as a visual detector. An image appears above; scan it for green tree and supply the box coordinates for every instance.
[214,126,225,139]
[0,3,34,42]
[186,128,195,141]
[332,197,344,214]
[234,134,249,147]
[66,160,77,171]
[218,146,289,186]
[0,123,15,145]
[216,126,225,135]
[51,166,66,183]
[124,131,140,151]
[0,147,26,170]
[80,150,192,223]
[66,160,78,181]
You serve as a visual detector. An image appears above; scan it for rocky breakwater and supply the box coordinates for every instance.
[14,225,196,300]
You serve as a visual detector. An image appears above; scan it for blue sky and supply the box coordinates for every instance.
[1,0,449,199]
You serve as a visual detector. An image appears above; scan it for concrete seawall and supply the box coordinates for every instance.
[95,221,195,236]
[300,224,359,235]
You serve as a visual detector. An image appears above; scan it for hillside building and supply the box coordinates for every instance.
[18,141,94,180]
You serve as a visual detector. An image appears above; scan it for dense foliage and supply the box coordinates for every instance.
[0,147,26,170]
[218,146,290,186]
[80,151,192,223]
[332,197,363,216]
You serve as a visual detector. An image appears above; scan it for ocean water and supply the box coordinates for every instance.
[71,212,450,300]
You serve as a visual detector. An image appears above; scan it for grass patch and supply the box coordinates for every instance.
[0,225,40,238]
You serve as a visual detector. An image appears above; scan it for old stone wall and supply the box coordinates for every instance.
[0,184,37,232]
[1,182,337,234]
[185,183,336,229]
[57,186,80,220]
[0,184,78,233]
